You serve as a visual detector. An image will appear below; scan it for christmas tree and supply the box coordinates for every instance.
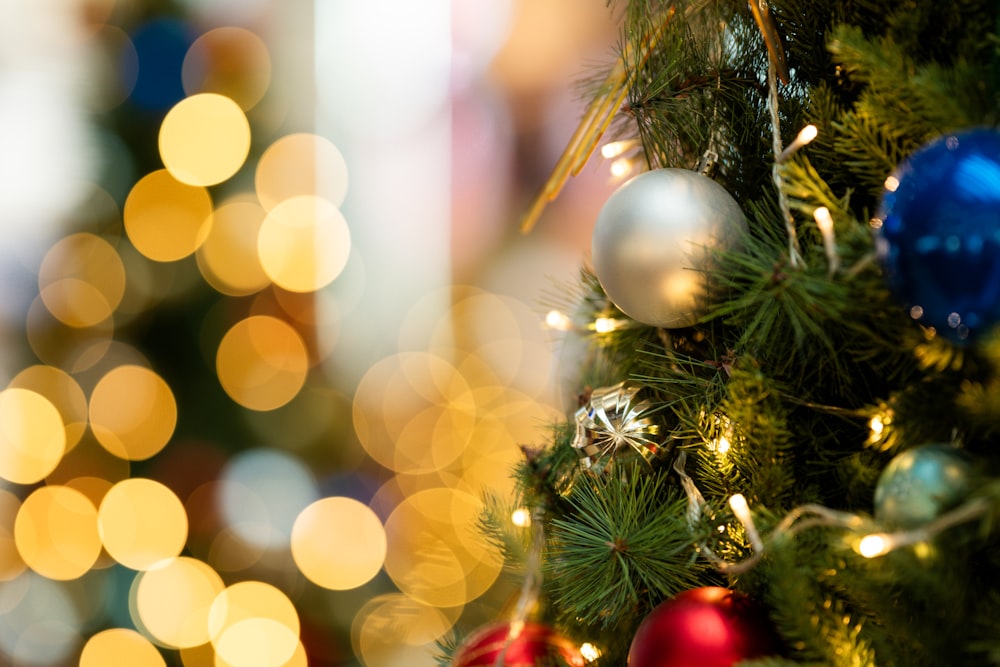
[448,1,1000,666]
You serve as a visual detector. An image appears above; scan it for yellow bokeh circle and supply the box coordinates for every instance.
[80,628,166,667]
[383,487,502,607]
[195,199,271,296]
[0,489,26,581]
[209,581,301,667]
[38,233,126,328]
[124,170,213,262]
[98,478,188,570]
[291,496,386,590]
[89,365,178,461]
[159,93,251,186]
[182,27,272,111]
[133,556,225,649]
[0,387,67,484]
[209,580,300,646]
[255,133,348,210]
[352,594,458,667]
[14,485,101,580]
[216,316,309,411]
[9,365,88,453]
[257,195,351,293]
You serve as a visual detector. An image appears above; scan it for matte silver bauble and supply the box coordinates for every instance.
[591,168,747,328]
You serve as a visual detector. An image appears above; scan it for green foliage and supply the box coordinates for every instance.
[545,472,711,631]
[494,1,1000,665]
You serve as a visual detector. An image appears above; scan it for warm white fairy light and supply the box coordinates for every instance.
[813,206,840,276]
[856,497,991,559]
[601,139,639,159]
[610,157,634,179]
[545,309,574,331]
[857,533,892,558]
[709,414,734,453]
[511,508,532,527]
[776,124,818,163]
[869,415,885,437]
[729,494,765,552]
[579,642,601,661]
[593,317,620,333]
[884,175,900,192]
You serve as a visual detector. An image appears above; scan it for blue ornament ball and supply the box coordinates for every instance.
[873,443,974,528]
[875,128,1000,342]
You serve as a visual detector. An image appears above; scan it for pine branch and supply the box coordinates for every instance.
[545,472,711,630]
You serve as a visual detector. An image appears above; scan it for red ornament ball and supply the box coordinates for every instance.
[452,621,585,667]
[628,587,780,667]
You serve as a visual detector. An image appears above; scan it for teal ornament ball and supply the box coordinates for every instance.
[873,444,974,528]
[592,169,747,328]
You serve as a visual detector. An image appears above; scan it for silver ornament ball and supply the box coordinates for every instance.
[591,168,747,328]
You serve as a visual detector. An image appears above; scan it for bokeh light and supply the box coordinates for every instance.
[291,496,386,590]
[159,93,251,186]
[352,352,475,474]
[0,490,26,581]
[98,478,188,570]
[0,571,85,666]
[257,195,351,293]
[352,594,457,667]
[208,581,300,667]
[38,233,126,328]
[0,2,590,665]
[255,133,348,210]
[9,365,88,453]
[218,448,319,550]
[182,27,272,111]
[0,387,66,485]
[132,556,225,649]
[123,169,213,262]
[89,365,177,461]
[14,485,101,580]
[383,487,502,608]
[25,295,116,374]
[80,628,166,667]
[216,315,309,411]
[196,198,271,296]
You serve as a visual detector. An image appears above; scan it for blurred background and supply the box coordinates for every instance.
[0,0,623,665]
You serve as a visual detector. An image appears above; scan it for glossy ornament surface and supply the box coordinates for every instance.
[628,587,780,667]
[592,168,746,329]
[875,129,1000,342]
[873,443,974,528]
[452,621,585,667]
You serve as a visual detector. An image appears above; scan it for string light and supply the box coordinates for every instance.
[813,206,840,276]
[545,309,574,331]
[856,497,991,559]
[593,317,621,333]
[729,494,765,552]
[610,157,636,179]
[776,124,818,163]
[511,508,532,527]
[600,139,639,159]
[579,642,601,662]
[857,533,892,558]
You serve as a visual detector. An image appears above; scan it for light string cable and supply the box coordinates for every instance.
[501,505,547,654]
[676,451,995,574]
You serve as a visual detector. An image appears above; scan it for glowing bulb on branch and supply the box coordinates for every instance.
[511,508,532,527]
[857,533,893,558]
[545,309,573,331]
[776,124,818,163]
[580,642,601,662]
